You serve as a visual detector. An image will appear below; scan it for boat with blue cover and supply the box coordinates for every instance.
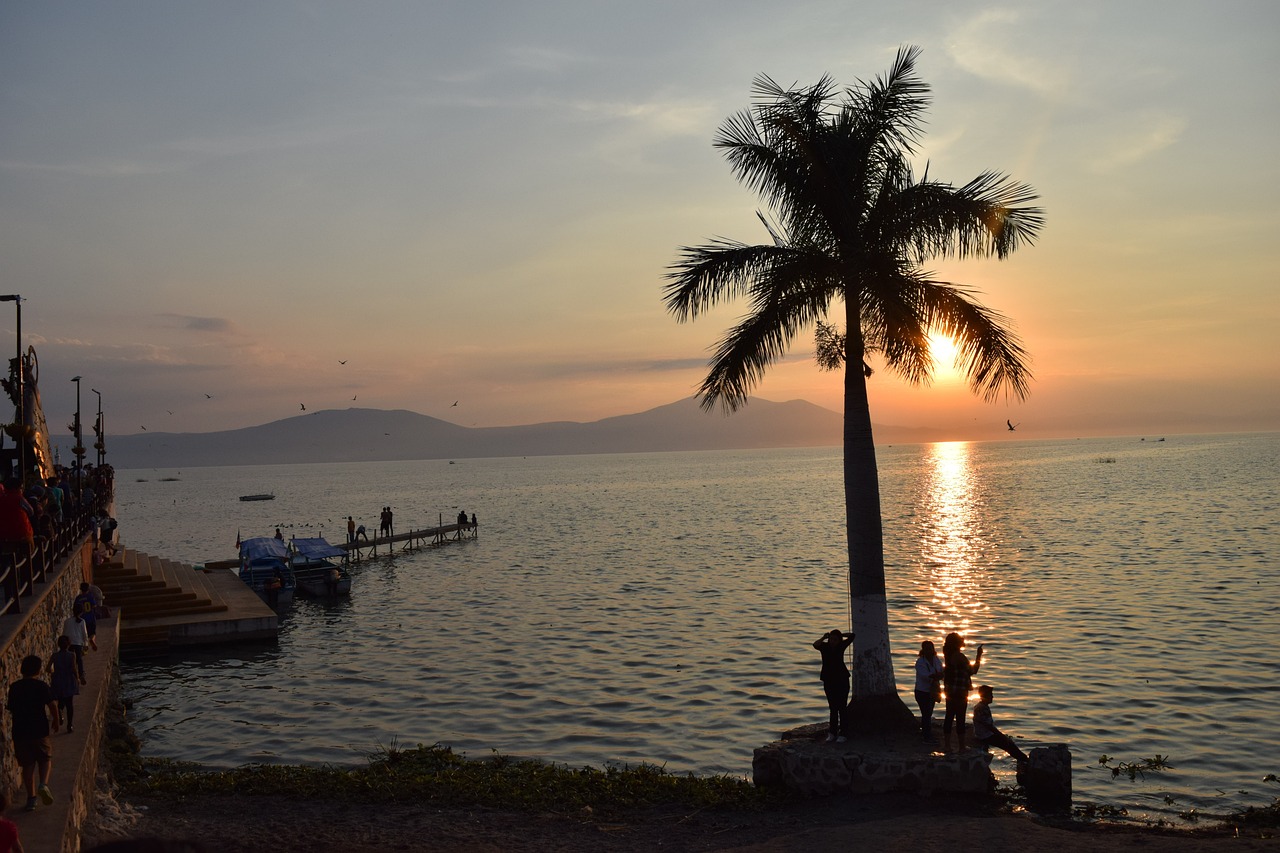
[289,537,351,597]
[238,536,295,608]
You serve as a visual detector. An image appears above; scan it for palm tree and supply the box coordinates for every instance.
[664,46,1043,728]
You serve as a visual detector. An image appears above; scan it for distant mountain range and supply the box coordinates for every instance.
[53,397,937,470]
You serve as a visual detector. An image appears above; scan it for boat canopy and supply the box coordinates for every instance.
[291,537,345,560]
[240,537,290,562]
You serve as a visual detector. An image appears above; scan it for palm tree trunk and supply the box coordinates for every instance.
[843,303,914,730]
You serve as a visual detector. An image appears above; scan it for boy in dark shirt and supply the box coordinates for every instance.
[7,655,60,811]
[972,684,1029,762]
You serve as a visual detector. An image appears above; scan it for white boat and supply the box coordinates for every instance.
[289,537,351,598]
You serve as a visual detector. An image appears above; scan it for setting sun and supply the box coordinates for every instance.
[928,333,960,371]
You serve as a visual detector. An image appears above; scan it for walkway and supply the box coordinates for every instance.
[11,611,117,853]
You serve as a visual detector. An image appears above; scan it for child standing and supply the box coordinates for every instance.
[6,655,60,811]
[60,608,89,685]
[48,636,80,734]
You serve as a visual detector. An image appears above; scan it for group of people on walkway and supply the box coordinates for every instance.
[815,629,1029,763]
[4,580,106,831]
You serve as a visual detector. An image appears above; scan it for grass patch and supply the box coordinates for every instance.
[123,742,789,816]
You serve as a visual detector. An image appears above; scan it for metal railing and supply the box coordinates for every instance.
[0,506,92,616]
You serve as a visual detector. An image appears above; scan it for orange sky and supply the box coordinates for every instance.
[4,2,1277,443]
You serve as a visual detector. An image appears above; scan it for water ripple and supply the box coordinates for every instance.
[116,435,1280,817]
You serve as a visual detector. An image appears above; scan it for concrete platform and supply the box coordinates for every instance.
[753,722,994,796]
[97,549,277,653]
[121,568,277,648]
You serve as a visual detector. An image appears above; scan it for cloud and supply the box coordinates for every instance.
[946,9,1073,98]
[160,314,235,334]
[1086,111,1188,173]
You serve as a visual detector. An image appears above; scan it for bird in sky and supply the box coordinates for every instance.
[451,401,458,407]
[1007,420,1019,431]
[300,403,306,411]
[205,393,214,399]
[166,410,173,415]
[352,395,357,401]
[141,425,147,430]
[339,360,347,365]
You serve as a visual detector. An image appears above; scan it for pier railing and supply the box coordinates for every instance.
[0,505,93,615]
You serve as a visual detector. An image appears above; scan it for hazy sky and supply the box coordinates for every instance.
[3,1,1277,444]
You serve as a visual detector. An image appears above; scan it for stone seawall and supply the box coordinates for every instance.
[752,722,993,797]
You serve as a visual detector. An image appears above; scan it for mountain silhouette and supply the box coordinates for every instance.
[65,397,929,469]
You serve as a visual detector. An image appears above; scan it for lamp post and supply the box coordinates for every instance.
[91,388,103,467]
[71,375,82,509]
[0,295,22,482]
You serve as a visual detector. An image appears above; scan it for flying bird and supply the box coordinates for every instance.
[141,425,147,431]
[166,410,173,415]
[204,393,213,399]
[300,403,306,411]
[451,401,458,407]
[352,395,357,401]
[1007,420,1019,431]
[339,360,347,365]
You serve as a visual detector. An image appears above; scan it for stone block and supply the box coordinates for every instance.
[1024,744,1072,813]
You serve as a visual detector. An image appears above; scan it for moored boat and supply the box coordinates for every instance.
[289,537,351,597]
[239,493,275,501]
[238,536,295,608]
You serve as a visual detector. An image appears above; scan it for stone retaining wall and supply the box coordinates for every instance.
[753,736,993,796]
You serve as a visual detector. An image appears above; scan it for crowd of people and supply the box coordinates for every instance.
[0,463,116,560]
[815,628,1030,764]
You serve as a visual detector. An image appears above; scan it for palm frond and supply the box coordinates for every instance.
[698,272,835,412]
[914,280,1033,401]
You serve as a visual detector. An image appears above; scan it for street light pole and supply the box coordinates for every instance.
[71,375,82,510]
[0,295,22,482]
[91,388,103,467]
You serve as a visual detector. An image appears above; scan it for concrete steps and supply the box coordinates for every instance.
[97,548,273,652]
[101,553,226,619]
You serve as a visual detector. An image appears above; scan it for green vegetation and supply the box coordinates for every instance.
[1097,754,1173,781]
[1233,774,1280,830]
[122,743,788,815]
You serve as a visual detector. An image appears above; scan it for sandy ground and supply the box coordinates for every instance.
[81,788,1278,852]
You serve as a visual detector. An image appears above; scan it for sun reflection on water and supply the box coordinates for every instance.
[912,441,996,640]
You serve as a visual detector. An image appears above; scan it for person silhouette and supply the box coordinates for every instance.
[812,629,854,743]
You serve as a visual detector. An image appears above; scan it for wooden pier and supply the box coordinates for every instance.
[341,520,478,562]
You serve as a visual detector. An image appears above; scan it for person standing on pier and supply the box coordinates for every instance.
[347,516,355,544]
[7,654,60,812]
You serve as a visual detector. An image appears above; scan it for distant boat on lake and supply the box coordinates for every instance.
[239,493,275,502]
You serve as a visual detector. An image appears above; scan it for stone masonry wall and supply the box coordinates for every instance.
[0,539,93,798]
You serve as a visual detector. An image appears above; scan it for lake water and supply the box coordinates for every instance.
[112,432,1280,821]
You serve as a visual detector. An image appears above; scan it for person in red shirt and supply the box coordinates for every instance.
[0,789,25,851]
[0,480,34,553]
